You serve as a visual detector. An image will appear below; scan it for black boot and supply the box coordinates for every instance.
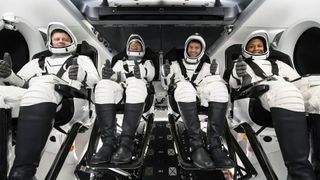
[8,103,57,180]
[207,102,235,168]
[178,102,214,169]
[271,107,315,180]
[110,103,144,164]
[0,109,10,180]
[91,104,117,164]
[310,114,320,180]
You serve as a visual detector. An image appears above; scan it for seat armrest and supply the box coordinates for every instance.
[232,84,269,100]
[54,84,89,100]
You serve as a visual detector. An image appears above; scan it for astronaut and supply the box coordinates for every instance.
[161,33,234,169]
[91,34,155,164]
[0,22,100,180]
[230,30,315,180]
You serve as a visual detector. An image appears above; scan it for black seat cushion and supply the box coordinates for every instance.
[248,99,272,127]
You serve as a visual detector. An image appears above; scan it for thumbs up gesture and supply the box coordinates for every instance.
[133,59,146,79]
[102,60,115,79]
[68,57,87,82]
[235,55,248,77]
[0,52,13,78]
[210,59,218,75]
[163,59,171,76]
[3,53,12,67]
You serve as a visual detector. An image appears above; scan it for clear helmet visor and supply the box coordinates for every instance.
[242,30,270,60]
[126,34,145,58]
[184,33,206,64]
[47,22,77,54]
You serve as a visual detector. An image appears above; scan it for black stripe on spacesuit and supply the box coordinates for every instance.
[244,58,279,79]
[177,56,207,84]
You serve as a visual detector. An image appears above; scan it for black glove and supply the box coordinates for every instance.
[0,52,13,78]
[68,57,86,82]
[133,59,141,79]
[163,59,171,76]
[170,73,175,85]
[235,55,248,77]
[210,59,218,75]
[102,60,115,79]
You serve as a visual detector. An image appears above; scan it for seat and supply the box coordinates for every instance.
[76,47,157,180]
[223,44,294,180]
[1,40,98,180]
[163,48,258,179]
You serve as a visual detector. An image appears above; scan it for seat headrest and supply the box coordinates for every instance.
[31,50,52,60]
[76,41,98,67]
[164,48,184,62]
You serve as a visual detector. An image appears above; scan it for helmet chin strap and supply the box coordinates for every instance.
[49,44,77,54]
[51,52,72,58]
[242,48,269,60]
[184,57,200,64]
[251,55,268,60]
[128,56,141,61]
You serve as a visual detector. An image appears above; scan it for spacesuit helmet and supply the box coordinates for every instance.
[126,34,145,59]
[184,33,206,64]
[242,30,270,60]
[47,22,77,54]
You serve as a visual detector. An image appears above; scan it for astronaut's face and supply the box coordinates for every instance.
[246,38,265,55]
[51,32,72,48]
[128,41,142,52]
[187,41,202,58]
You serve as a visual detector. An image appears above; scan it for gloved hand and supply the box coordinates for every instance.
[102,60,115,79]
[68,58,87,82]
[163,59,171,76]
[170,74,175,85]
[133,60,146,79]
[0,20,4,30]
[235,55,248,77]
[210,59,218,75]
[0,52,13,78]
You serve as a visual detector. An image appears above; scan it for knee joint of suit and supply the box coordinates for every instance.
[174,81,197,102]
[126,78,147,103]
[307,94,320,114]
[205,81,228,103]
[271,82,305,112]
[95,79,123,104]
[21,82,60,106]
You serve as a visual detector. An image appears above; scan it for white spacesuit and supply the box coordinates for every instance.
[91,34,155,165]
[161,34,234,169]
[4,22,99,180]
[230,30,315,180]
